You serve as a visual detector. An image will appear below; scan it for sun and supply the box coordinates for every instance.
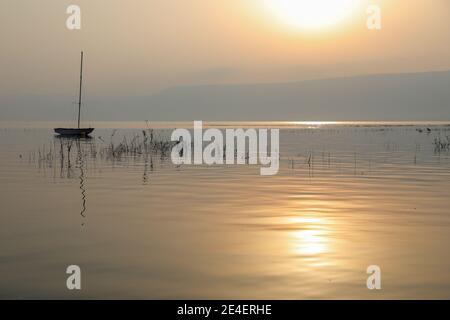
[265,0,364,31]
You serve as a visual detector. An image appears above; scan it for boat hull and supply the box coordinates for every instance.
[54,128,94,136]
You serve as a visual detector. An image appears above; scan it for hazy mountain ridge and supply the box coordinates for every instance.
[1,70,449,121]
[144,70,450,120]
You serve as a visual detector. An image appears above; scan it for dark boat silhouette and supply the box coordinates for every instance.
[54,51,94,137]
[54,127,94,136]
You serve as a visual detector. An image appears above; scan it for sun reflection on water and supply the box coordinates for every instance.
[287,216,330,257]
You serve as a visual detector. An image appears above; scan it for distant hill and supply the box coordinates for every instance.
[141,70,450,121]
[1,70,450,121]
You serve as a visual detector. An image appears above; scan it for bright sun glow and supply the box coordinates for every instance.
[265,0,363,31]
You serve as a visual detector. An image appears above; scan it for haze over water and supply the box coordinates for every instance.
[1,121,450,299]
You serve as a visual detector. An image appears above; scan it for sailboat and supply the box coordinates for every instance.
[54,51,94,137]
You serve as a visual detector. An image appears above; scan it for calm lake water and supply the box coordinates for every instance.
[1,121,450,299]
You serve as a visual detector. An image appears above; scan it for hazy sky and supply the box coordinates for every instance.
[0,0,449,121]
[1,0,449,96]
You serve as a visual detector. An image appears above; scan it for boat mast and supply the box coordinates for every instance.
[77,51,83,129]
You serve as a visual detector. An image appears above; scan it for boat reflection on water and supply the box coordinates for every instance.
[55,136,92,225]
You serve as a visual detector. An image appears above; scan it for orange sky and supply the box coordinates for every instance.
[1,0,449,97]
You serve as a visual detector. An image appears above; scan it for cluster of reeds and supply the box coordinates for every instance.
[100,129,176,160]
[433,136,450,152]
[32,129,177,168]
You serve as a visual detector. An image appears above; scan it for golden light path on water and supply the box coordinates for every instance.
[288,217,329,256]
